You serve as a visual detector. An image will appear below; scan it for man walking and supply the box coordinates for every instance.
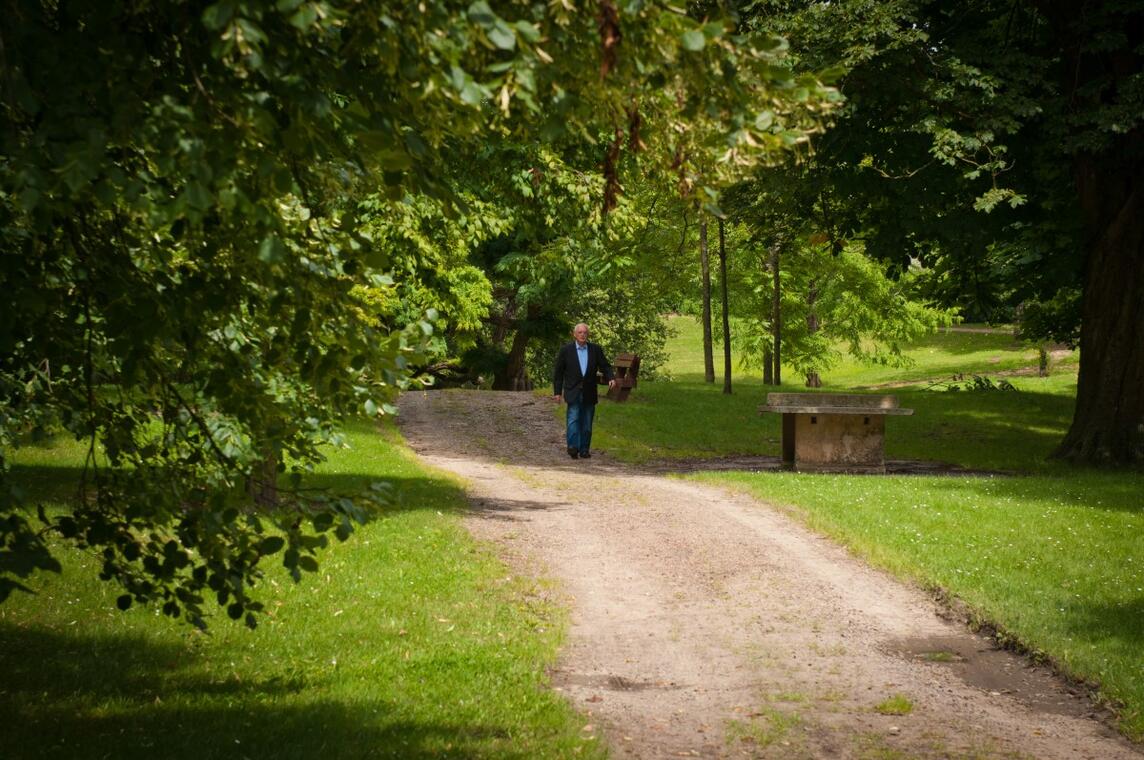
[553,323,615,459]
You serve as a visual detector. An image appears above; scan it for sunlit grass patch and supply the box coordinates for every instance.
[725,707,805,749]
[1,419,602,759]
[874,695,914,715]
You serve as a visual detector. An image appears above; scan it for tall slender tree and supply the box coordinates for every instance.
[700,220,716,383]
[719,218,732,394]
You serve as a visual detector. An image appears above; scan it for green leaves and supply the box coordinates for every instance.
[0,0,837,627]
[681,30,706,52]
[259,235,288,264]
[468,2,516,50]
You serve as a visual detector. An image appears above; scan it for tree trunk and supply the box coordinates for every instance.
[492,305,536,391]
[1031,0,1144,464]
[494,331,530,390]
[1053,155,1144,463]
[771,242,781,386]
[700,220,715,383]
[247,451,279,509]
[805,279,821,388]
[762,246,773,385]
[718,218,732,394]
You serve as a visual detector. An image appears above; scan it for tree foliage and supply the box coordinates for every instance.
[1,0,839,623]
[743,0,1144,463]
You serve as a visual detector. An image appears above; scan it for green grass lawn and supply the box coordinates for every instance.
[594,315,1143,740]
[1,421,603,760]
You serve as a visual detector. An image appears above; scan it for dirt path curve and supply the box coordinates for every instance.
[397,389,1139,759]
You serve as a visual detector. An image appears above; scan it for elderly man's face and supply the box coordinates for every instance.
[573,325,589,345]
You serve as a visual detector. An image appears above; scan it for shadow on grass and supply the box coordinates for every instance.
[306,473,472,515]
[1063,597,1144,650]
[7,463,86,505]
[0,623,532,760]
[906,330,1029,356]
[6,466,473,517]
[904,468,1144,514]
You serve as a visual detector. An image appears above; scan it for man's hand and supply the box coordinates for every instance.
[608,379,617,389]
[552,394,562,403]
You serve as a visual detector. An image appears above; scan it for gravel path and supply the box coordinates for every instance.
[397,389,1139,759]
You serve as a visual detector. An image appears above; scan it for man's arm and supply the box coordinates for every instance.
[596,344,616,386]
[553,345,566,400]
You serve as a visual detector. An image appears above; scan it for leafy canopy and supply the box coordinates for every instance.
[1,0,838,625]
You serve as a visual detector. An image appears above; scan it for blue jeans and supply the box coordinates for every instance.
[565,400,596,454]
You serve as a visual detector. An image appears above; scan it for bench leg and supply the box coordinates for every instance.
[781,413,795,468]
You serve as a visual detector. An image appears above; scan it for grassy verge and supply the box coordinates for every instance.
[594,370,1079,472]
[594,315,1143,739]
[1,420,602,759]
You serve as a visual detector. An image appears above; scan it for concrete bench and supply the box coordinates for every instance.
[758,393,913,473]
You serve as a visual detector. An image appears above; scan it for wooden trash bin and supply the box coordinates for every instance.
[606,353,640,402]
[758,392,913,473]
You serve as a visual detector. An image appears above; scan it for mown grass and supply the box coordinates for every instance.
[595,370,1079,472]
[594,314,1143,740]
[1,421,603,760]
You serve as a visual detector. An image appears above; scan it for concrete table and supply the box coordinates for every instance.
[759,393,913,473]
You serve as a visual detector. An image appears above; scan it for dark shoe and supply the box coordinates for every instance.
[567,447,579,459]
[579,451,591,459]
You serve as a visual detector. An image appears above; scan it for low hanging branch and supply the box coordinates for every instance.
[602,126,624,214]
[627,100,645,152]
[597,0,621,79]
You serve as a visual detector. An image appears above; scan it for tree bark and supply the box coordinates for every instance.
[1034,1,1144,464]
[805,279,821,388]
[492,304,537,391]
[1053,155,1144,463]
[700,220,715,383]
[718,218,732,394]
[247,451,279,509]
[762,243,773,385]
[771,242,782,386]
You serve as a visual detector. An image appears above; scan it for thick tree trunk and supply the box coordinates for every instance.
[718,219,732,394]
[247,451,279,509]
[493,327,531,390]
[492,304,537,391]
[1031,0,1144,464]
[771,243,781,386]
[700,220,715,383]
[1053,156,1144,463]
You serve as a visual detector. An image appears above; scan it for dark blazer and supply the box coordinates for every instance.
[553,341,613,405]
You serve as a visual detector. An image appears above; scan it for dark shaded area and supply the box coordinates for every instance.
[5,465,472,518]
[303,473,473,516]
[883,634,1106,720]
[7,464,86,505]
[905,330,1029,356]
[910,470,1143,514]
[1063,597,1144,650]
[0,623,535,760]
